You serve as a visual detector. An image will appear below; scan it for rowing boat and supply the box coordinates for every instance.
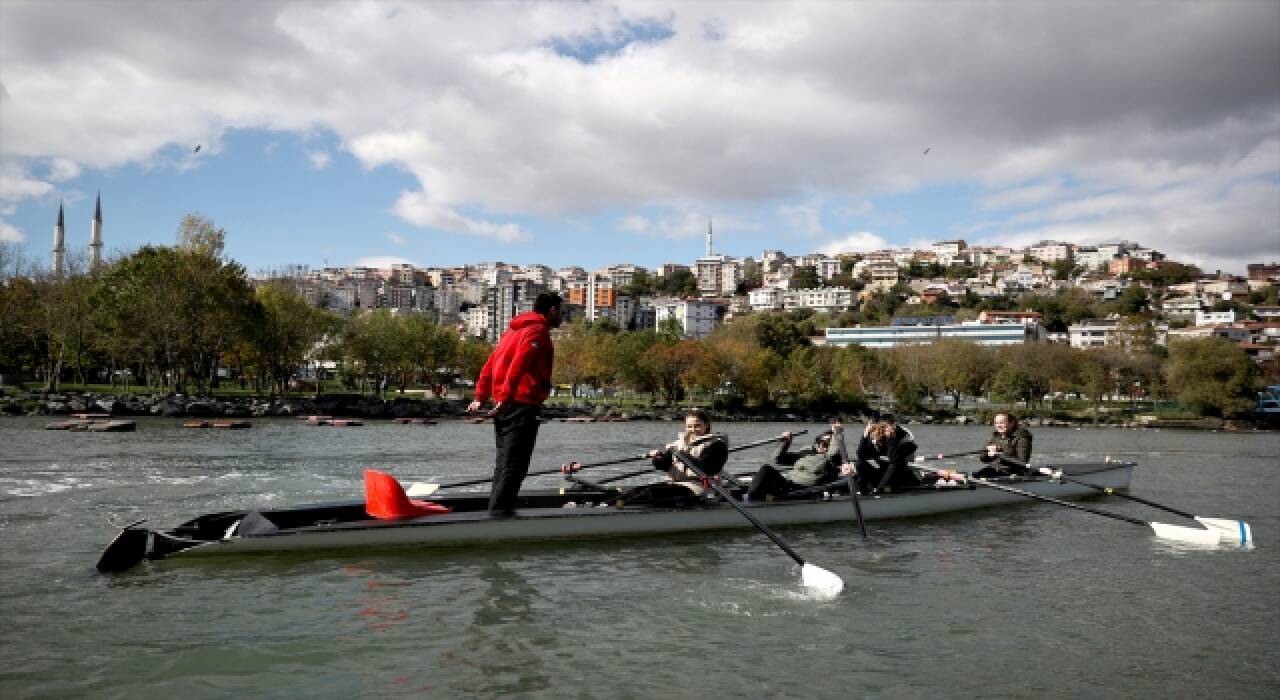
[96,461,1134,573]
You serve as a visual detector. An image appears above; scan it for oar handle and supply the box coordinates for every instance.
[438,431,809,491]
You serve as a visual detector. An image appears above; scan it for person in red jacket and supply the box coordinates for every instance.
[468,292,563,515]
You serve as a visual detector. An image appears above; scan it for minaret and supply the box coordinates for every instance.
[705,217,713,257]
[52,202,65,277]
[90,192,103,272]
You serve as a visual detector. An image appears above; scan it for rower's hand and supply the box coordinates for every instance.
[781,431,794,441]
[466,400,483,414]
[986,445,1001,458]
[648,449,662,459]
[488,401,508,417]
[863,423,874,437]
[562,461,582,473]
[839,463,856,477]
[831,423,843,434]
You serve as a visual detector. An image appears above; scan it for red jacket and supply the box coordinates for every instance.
[474,311,555,406]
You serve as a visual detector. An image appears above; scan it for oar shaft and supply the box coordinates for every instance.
[835,429,868,538]
[672,451,806,567]
[930,469,1151,527]
[1026,463,1199,521]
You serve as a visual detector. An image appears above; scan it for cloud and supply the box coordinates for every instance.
[0,1,1276,264]
[387,231,406,245]
[0,218,26,243]
[818,232,891,255]
[778,200,825,237]
[352,255,417,268]
[307,150,332,169]
[618,214,649,233]
[392,191,529,242]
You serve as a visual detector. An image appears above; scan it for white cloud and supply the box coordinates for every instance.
[618,214,649,233]
[0,219,26,243]
[0,1,1275,264]
[307,150,331,169]
[818,231,891,255]
[387,231,406,245]
[392,191,529,242]
[778,200,825,237]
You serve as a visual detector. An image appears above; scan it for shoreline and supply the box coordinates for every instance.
[2,390,1274,432]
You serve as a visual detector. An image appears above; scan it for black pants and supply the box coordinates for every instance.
[748,464,798,499]
[489,404,541,514]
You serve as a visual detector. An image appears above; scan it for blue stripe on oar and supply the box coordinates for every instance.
[1240,520,1249,545]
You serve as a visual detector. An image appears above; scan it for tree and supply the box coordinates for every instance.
[176,213,226,258]
[790,265,821,290]
[919,339,992,409]
[1164,337,1260,417]
[250,282,341,396]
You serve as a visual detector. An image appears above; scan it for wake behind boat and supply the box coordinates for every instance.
[97,461,1139,574]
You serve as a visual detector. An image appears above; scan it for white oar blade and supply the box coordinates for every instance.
[406,482,440,498]
[801,563,844,598]
[1195,517,1254,546]
[1149,522,1222,546]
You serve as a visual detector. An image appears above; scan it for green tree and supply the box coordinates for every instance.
[250,282,342,396]
[1164,337,1260,417]
[790,265,821,289]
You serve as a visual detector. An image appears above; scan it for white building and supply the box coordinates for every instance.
[783,287,855,313]
[1028,241,1072,263]
[654,298,722,339]
[749,287,784,311]
[1195,310,1236,327]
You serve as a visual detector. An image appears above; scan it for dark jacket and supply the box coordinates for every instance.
[856,426,920,491]
[473,312,555,406]
[979,426,1033,473]
[772,440,841,487]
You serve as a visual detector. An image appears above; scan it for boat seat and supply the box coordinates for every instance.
[364,469,452,519]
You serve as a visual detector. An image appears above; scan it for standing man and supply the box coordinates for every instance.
[468,292,563,516]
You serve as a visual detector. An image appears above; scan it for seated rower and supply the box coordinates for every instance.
[974,412,1033,477]
[747,425,843,501]
[624,410,728,506]
[841,417,920,493]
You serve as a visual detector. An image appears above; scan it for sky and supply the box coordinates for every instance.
[1,0,1278,276]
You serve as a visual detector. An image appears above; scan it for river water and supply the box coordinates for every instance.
[1,416,1276,699]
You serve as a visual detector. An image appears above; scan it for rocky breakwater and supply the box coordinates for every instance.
[2,392,490,420]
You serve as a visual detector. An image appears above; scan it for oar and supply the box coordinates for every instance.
[407,452,651,497]
[671,450,844,596]
[1001,458,1253,546]
[918,467,1223,546]
[912,449,987,463]
[834,426,868,538]
[604,431,810,486]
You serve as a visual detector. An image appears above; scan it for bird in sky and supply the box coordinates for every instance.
[923,147,930,155]
[193,144,201,153]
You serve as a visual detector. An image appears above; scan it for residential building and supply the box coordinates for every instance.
[825,323,1041,348]
[1028,241,1072,263]
[782,287,854,313]
[654,298,722,339]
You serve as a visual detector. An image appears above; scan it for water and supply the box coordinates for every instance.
[1,417,1277,699]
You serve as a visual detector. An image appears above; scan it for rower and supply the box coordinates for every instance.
[974,412,1033,477]
[621,410,728,506]
[841,416,920,493]
[746,424,843,501]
